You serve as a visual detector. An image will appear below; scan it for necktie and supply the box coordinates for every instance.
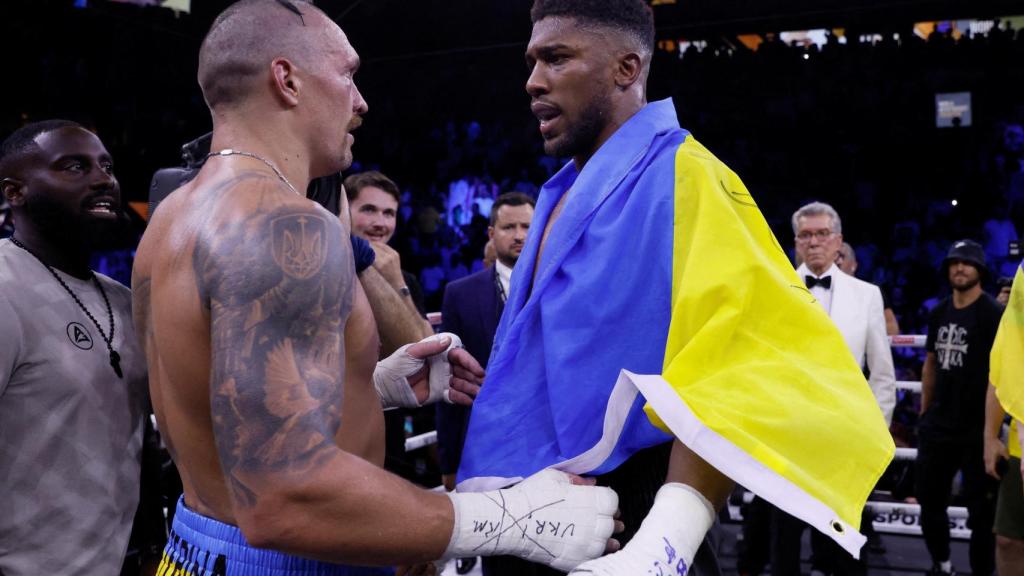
[805,275,832,290]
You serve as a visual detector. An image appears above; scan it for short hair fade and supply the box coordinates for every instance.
[490,192,537,226]
[0,119,84,177]
[530,0,655,54]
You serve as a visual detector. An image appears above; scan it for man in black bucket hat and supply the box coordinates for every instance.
[916,238,1003,576]
[942,239,989,281]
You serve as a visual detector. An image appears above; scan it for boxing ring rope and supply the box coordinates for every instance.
[405,430,438,453]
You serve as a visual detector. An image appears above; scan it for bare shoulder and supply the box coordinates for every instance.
[191,180,353,311]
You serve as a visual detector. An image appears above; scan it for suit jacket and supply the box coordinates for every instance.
[435,266,504,474]
[798,263,897,424]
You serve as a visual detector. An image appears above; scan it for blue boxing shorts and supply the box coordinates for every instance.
[157,496,395,576]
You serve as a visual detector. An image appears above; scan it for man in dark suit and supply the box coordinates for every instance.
[436,192,535,575]
[436,192,536,494]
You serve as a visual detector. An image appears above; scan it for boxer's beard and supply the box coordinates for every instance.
[544,91,612,159]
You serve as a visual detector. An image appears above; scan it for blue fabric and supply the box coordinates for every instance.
[350,235,376,274]
[458,99,687,486]
[436,266,503,474]
[163,496,395,575]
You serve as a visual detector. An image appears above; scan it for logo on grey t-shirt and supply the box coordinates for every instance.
[66,322,94,350]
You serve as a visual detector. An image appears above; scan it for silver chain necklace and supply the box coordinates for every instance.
[206,149,300,196]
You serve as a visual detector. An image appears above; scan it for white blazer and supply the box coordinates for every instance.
[797,263,897,424]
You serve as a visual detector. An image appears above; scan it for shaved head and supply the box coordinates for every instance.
[198,0,336,110]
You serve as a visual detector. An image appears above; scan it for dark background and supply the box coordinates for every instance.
[2,0,1020,203]
[2,0,1022,331]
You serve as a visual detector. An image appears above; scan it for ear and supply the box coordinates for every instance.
[270,57,302,107]
[487,226,495,240]
[1,178,25,207]
[613,51,644,89]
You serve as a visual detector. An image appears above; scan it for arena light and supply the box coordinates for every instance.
[780,29,829,48]
[74,0,190,13]
[951,199,959,207]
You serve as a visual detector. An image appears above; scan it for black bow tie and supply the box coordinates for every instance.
[805,275,832,290]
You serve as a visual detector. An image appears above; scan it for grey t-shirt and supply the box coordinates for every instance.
[0,239,148,575]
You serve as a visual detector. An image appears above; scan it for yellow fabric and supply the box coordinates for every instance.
[992,265,1024,458]
[156,551,194,576]
[1010,421,1021,459]
[643,137,895,530]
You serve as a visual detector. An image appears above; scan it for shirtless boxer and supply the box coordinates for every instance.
[131,1,619,574]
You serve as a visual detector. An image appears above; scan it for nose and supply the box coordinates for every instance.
[525,64,547,98]
[91,166,117,191]
[353,82,368,116]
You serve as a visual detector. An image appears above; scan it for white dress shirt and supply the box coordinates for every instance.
[495,259,512,302]
[798,262,838,314]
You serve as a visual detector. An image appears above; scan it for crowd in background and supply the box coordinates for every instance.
[1,8,1022,446]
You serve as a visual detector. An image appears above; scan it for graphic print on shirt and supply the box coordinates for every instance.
[66,321,94,350]
[935,322,968,370]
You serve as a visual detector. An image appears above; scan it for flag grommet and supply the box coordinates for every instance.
[830,520,845,534]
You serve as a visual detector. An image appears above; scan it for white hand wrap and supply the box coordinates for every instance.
[443,470,618,572]
[570,483,714,576]
[373,332,463,409]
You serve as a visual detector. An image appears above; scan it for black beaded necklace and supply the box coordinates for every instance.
[9,236,123,378]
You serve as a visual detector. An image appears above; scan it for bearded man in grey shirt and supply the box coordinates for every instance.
[0,120,153,574]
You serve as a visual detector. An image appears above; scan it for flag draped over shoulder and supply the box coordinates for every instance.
[991,264,1024,458]
[634,137,894,554]
[458,100,682,494]
[456,99,893,557]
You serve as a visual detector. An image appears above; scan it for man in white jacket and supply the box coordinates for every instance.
[790,201,896,575]
[794,201,896,424]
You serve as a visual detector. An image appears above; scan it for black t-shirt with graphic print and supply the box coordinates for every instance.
[923,292,1003,435]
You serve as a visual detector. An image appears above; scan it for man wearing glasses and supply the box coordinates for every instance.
[774,201,896,575]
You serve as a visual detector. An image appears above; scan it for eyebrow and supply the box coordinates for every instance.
[360,203,395,211]
[52,153,112,165]
[527,43,572,60]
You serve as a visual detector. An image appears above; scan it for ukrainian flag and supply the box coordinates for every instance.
[992,264,1024,458]
[637,138,894,553]
[457,99,894,556]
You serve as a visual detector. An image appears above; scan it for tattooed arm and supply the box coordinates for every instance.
[195,197,453,564]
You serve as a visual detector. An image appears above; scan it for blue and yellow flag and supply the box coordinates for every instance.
[992,264,1024,458]
[458,99,894,556]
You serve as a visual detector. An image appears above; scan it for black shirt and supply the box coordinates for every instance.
[923,292,1003,434]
